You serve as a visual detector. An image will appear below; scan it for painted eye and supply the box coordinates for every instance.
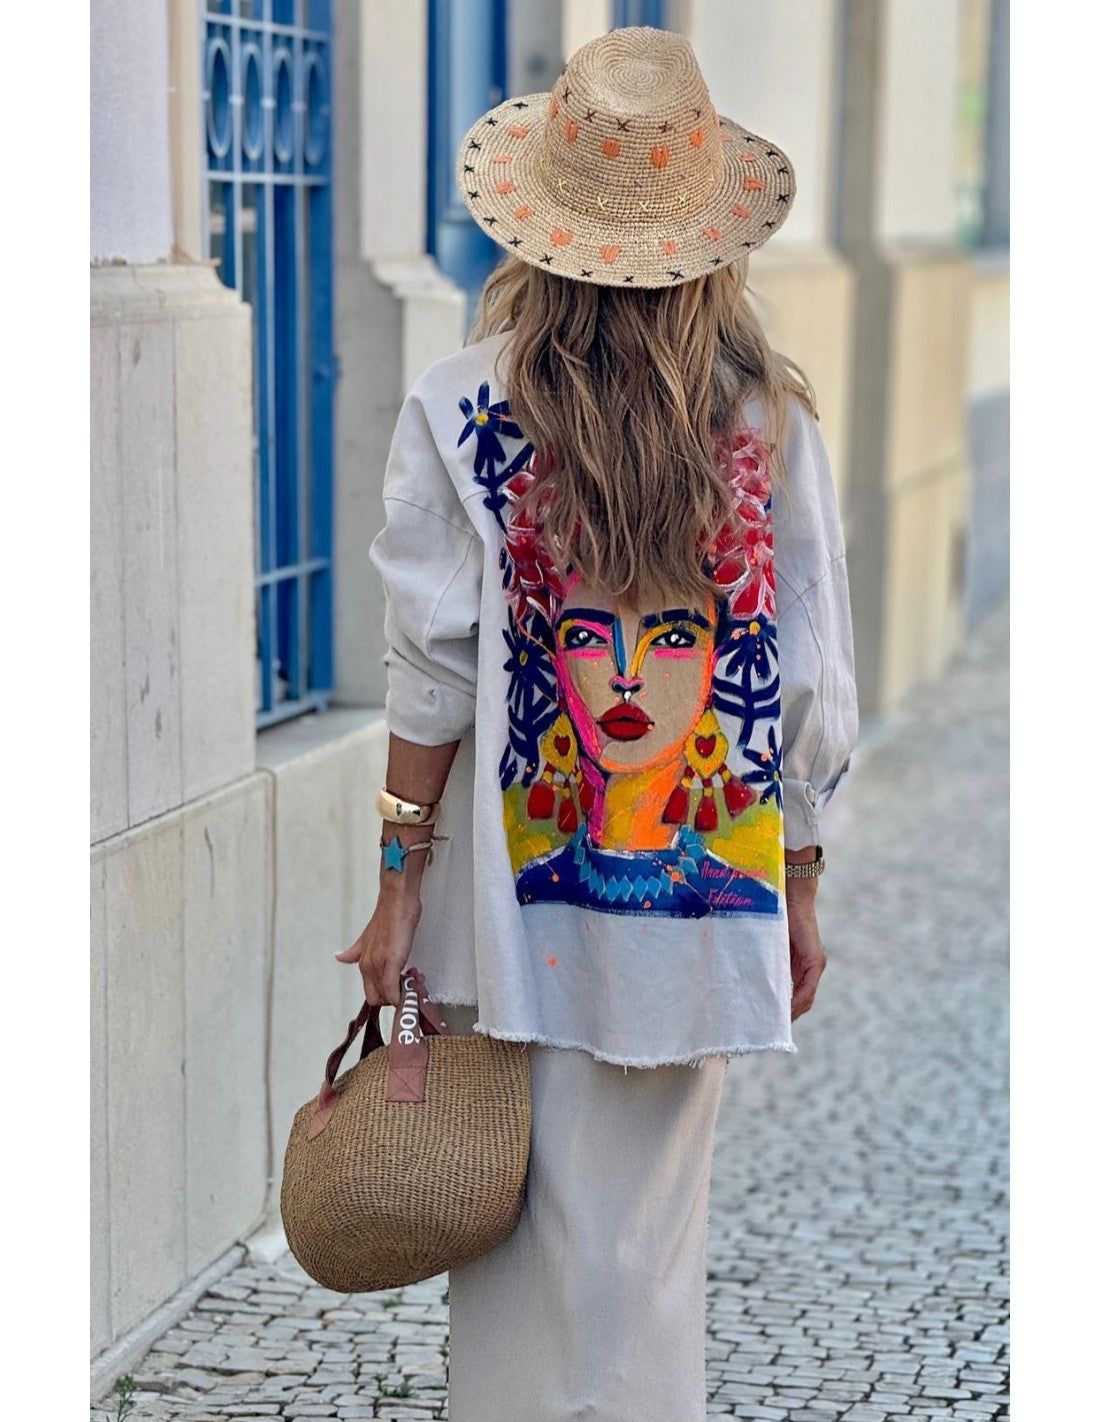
[562,625,608,650]
[651,626,697,649]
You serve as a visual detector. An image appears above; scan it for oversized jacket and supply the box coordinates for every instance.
[367,330,858,1067]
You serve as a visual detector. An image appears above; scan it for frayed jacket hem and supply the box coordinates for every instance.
[468,1022,798,1070]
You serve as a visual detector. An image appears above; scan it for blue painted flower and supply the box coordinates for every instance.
[503,618,557,713]
[720,616,778,680]
[712,617,780,747]
[500,614,559,789]
[742,725,783,808]
[458,382,524,477]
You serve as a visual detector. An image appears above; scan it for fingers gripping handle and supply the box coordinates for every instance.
[308,969,450,1139]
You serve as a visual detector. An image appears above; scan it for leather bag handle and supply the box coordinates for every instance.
[308,967,450,1139]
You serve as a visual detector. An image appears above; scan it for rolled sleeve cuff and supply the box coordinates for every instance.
[782,777,821,850]
[782,756,855,850]
[383,647,477,746]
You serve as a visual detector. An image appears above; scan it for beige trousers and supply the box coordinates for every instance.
[442,1005,727,1421]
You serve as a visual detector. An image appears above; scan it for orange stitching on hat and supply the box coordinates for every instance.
[495,180,515,195]
[739,153,758,162]
[549,97,559,119]
[650,145,670,168]
[731,204,751,219]
[719,132,733,144]
[689,128,705,147]
[490,154,512,164]
[600,244,621,264]
[602,138,621,159]
[703,226,722,241]
[743,176,765,191]
[660,239,677,256]
[507,124,529,139]
[564,119,579,143]
[514,205,533,220]
[550,227,573,246]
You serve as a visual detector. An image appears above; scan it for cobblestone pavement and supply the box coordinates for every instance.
[93,605,1008,1422]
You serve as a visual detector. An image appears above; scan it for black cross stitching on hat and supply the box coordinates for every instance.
[455,26,796,289]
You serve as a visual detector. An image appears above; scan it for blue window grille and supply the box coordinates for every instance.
[613,0,665,26]
[427,0,509,306]
[202,0,335,728]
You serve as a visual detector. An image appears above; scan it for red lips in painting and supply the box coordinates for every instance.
[596,702,654,742]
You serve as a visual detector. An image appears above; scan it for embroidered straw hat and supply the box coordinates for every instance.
[457,26,795,289]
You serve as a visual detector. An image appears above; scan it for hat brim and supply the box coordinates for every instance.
[456,92,795,289]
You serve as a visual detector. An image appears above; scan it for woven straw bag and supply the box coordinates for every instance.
[281,967,531,1293]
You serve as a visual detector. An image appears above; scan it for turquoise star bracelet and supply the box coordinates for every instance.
[380,832,446,873]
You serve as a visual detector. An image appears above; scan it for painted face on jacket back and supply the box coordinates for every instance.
[551,579,718,774]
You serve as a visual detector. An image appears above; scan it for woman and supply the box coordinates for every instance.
[337,26,858,1421]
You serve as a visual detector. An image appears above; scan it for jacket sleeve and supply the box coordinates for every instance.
[367,384,483,746]
[771,400,860,849]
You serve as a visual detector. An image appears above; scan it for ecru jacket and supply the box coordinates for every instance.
[368,330,858,1067]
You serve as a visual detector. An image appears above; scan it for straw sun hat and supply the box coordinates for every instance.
[457,26,795,289]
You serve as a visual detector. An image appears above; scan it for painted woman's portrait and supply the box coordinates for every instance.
[492,425,786,919]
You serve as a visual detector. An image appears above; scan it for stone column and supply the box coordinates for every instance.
[92,0,268,1377]
[838,0,974,711]
[333,0,466,706]
[686,0,856,512]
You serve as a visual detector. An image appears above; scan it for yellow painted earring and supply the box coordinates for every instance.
[527,713,580,827]
[663,707,755,831]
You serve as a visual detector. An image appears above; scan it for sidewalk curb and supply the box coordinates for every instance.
[245,1219,289,1264]
[90,1244,244,1405]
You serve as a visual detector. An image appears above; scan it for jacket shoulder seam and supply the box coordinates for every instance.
[422,530,481,649]
[775,550,848,614]
[383,494,479,539]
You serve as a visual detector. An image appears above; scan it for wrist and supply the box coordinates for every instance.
[377,863,425,905]
[378,822,436,896]
[785,878,819,920]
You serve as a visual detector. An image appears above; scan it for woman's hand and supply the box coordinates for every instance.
[338,735,461,1004]
[786,878,827,1021]
[335,877,423,1008]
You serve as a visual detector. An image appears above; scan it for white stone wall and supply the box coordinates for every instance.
[90,0,271,1366]
[91,775,271,1352]
[691,0,842,247]
[876,0,961,243]
[90,0,174,263]
[90,256,264,1357]
[256,711,391,1192]
[91,0,459,1377]
[334,0,466,706]
[91,267,256,841]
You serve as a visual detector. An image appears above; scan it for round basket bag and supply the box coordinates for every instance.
[281,967,531,1293]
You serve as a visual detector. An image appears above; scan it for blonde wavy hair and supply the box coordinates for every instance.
[468,255,816,611]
